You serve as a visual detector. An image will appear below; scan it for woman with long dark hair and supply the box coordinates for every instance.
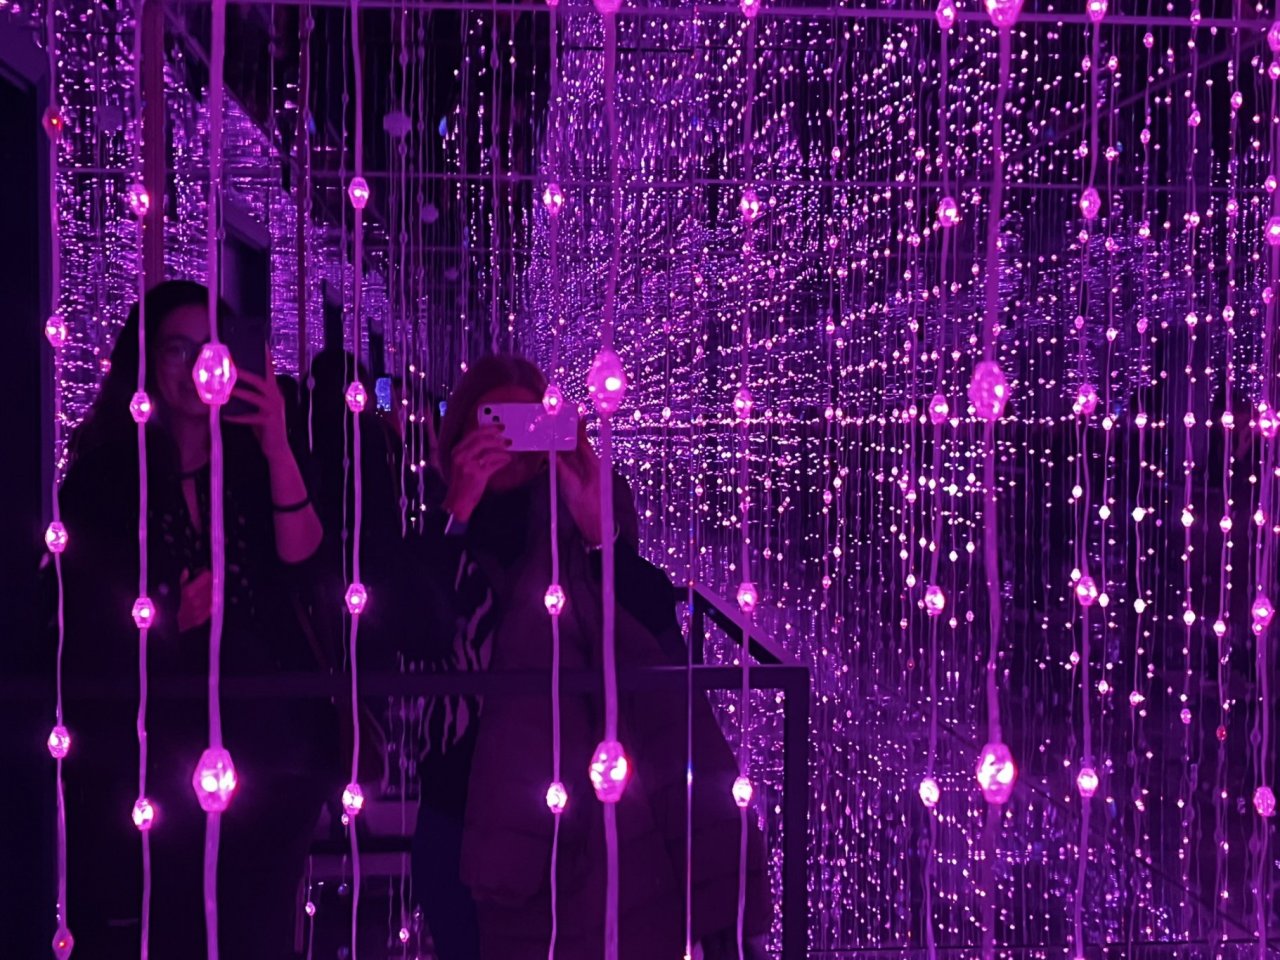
[410,354,769,960]
[58,281,337,957]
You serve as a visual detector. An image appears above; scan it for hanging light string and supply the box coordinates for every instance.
[130,2,155,955]
[43,0,72,954]
[975,12,1013,959]
[343,4,370,960]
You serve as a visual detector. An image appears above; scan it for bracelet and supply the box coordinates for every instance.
[273,495,312,514]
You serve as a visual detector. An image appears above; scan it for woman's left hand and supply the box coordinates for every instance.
[556,423,605,546]
[226,347,291,461]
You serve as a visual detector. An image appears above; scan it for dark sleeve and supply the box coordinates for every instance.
[591,540,684,654]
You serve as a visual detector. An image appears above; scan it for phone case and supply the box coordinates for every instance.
[477,403,579,452]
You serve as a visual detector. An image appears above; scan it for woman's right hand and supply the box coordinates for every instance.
[442,426,511,522]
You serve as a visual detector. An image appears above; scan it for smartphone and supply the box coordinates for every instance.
[477,402,579,453]
[222,315,269,418]
[376,377,393,412]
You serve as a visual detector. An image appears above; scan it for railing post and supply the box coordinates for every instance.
[781,666,810,960]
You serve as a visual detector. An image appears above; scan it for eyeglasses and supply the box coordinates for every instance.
[156,337,202,370]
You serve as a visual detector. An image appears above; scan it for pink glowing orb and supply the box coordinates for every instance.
[983,0,1022,29]
[1076,766,1099,798]
[304,901,317,917]
[131,596,156,630]
[192,343,237,407]
[1251,593,1275,633]
[1254,786,1277,817]
[1086,0,1106,21]
[192,746,238,812]
[541,182,565,215]
[1269,20,1280,53]
[928,393,950,425]
[589,740,630,803]
[542,384,564,415]
[1079,187,1102,221]
[739,0,760,17]
[739,188,763,223]
[131,796,156,831]
[398,926,410,944]
[47,724,71,759]
[733,387,754,419]
[934,0,957,30]
[1231,90,1243,111]
[347,176,371,210]
[975,742,1017,804]
[544,583,566,617]
[1187,108,1201,128]
[1266,217,1280,246]
[45,521,68,554]
[345,381,368,413]
[1258,404,1279,439]
[918,777,941,808]
[732,775,754,808]
[736,581,759,614]
[345,582,369,616]
[968,361,1009,421]
[42,106,65,142]
[546,780,568,815]
[44,315,68,349]
[126,182,151,219]
[51,926,74,960]
[1074,574,1099,607]
[1213,619,1228,638]
[593,0,621,13]
[587,349,627,417]
[1072,383,1099,417]
[341,783,365,817]
[129,390,153,424]
[923,584,946,617]
[937,196,960,228]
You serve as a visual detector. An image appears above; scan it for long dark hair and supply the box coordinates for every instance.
[436,354,548,483]
[69,280,230,464]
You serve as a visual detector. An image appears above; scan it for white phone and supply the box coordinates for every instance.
[477,402,579,453]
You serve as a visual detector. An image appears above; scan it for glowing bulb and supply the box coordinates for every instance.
[736,581,759,613]
[937,196,960,227]
[923,584,946,616]
[544,584,566,616]
[42,106,65,141]
[192,344,237,406]
[1183,609,1196,627]
[1269,20,1280,53]
[45,315,68,348]
[131,797,156,831]
[44,521,68,554]
[129,390,152,423]
[587,349,627,417]
[1076,766,1099,798]
[1213,619,1227,638]
[1258,405,1279,439]
[131,596,156,630]
[1079,187,1102,221]
[1086,0,1106,21]
[1129,691,1145,707]
[47,725,71,759]
[126,182,151,218]
[975,742,1017,804]
[1187,108,1201,128]
[1072,383,1099,416]
[342,783,365,817]
[51,927,74,960]
[919,777,941,808]
[192,746,238,812]
[733,387,754,419]
[345,381,367,413]
[593,0,621,13]
[1254,786,1277,817]
[398,927,410,944]
[345,582,369,616]
[1251,593,1275,632]
[928,393,949,424]
[347,176,371,209]
[304,901,316,917]
[739,188,763,223]
[983,0,1022,28]
[1220,515,1233,533]
[968,361,1009,421]
[1075,575,1099,607]
[1181,508,1194,528]
[740,0,760,17]
[732,775,754,808]
[589,740,630,803]
[541,182,565,215]
[1132,507,1146,522]
[546,781,568,814]
[542,384,564,415]
[935,0,957,30]
[1266,217,1280,246]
